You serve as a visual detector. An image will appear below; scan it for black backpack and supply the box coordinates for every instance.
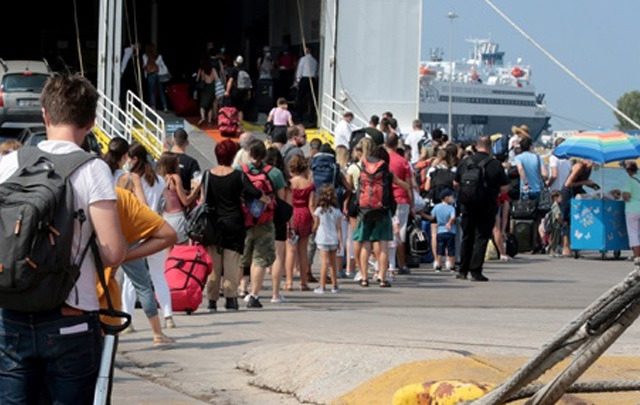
[348,128,367,152]
[0,147,96,312]
[458,156,491,206]
[428,168,456,205]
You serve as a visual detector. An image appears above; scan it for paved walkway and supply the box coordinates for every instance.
[112,253,640,404]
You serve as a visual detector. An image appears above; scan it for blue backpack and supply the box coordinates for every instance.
[311,152,345,204]
[492,133,509,160]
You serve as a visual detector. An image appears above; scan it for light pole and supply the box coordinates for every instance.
[447,11,458,139]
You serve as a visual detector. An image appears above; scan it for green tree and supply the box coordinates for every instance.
[615,91,640,130]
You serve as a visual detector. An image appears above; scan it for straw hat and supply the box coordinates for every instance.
[511,124,530,137]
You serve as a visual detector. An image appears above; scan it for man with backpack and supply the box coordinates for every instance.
[280,125,306,178]
[0,75,126,402]
[455,136,509,282]
[242,140,287,308]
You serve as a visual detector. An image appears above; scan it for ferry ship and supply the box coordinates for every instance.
[419,39,551,143]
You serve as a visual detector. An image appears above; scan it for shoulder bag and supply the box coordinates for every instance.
[186,171,216,246]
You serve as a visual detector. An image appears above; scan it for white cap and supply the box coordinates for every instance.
[235,55,244,65]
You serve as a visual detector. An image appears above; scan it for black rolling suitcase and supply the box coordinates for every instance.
[513,219,535,253]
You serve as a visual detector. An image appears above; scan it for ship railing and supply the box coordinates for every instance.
[93,90,165,160]
[321,92,368,135]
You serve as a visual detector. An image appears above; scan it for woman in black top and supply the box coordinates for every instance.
[204,140,262,312]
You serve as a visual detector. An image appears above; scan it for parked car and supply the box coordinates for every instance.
[0,59,52,129]
[17,125,102,156]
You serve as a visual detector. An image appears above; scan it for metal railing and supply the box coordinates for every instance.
[321,92,368,135]
[93,90,165,160]
[126,91,165,160]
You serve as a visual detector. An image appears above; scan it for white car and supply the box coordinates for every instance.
[0,59,52,129]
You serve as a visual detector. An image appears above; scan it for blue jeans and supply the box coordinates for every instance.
[146,72,168,110]
[0,309,102,404]
[121,258,158,318]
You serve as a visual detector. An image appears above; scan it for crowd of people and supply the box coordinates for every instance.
[3,73,640,402]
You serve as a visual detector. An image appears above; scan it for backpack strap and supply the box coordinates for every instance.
[17,147,96,180]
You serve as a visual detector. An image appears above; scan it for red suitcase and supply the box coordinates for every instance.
[165,244,212,314]
[166,82,199,117]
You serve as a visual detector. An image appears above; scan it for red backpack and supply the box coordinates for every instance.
[357,157,394,216]
[242,164,276,226]
[218,106,240,137]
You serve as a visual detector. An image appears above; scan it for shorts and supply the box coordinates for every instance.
[275,221,287,242]
[436,232,456,257]
[317,244,338,252]
[626,212,640,247]
[242,222,276,269]
[163,211,188,244]
[395,204,411,243]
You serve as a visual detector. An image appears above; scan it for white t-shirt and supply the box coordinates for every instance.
[549,155,572,191]
[314,206,342,246]
[334,119,356,149]
[405,129,426,164]
[0,141,116,311]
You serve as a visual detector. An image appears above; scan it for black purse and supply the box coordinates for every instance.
[511,196,538,220]
[186,171,216,245]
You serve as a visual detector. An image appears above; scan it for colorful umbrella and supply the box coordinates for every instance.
[552,131,640,164]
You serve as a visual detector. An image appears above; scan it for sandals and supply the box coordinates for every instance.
[360,279,369,287]
[379,280,391,288]
[284,284,293,292]
[152,334,175,347]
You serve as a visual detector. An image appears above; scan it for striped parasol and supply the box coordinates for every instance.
[552,131,640,164]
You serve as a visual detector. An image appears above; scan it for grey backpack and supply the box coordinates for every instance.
[0,147,95,312]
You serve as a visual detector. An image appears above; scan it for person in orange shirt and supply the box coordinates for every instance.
[97,187,177,346]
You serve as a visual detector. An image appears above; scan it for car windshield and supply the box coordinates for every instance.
[2,74,48,93]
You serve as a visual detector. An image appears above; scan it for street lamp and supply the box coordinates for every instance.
[447,11,458,139]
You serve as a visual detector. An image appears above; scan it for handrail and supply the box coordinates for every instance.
[126,91,165,159]
[94,90,165,160]
[320,92,369,138]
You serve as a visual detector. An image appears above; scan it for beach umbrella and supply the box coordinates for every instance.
[552,131,640,164]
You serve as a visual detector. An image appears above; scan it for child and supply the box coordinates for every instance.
[547,191,563,256]
[313,185,343,294]
[431,188,457,272]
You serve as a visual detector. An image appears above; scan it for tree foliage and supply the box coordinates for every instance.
[615,91,640,130]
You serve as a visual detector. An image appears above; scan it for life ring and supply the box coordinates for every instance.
[511,66,524,78]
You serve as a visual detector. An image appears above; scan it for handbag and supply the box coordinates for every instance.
[537,188,552,213]
[215,79,225,99]
[274,196,293,225]
[511,196,538,220]
[264,121,275,135]
[186,171,216,245]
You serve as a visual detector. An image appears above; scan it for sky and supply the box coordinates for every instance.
[422,0,640,131]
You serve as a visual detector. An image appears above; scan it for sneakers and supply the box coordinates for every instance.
[345,271,354,278]
[270,295,287,304]
[470,274,489,282]
[225,297,239,310]
[247,295,263,308]
[313,287,325,294]
[207,300,217,313]
[499,255,510,262]
[337,270,347,279]
[331,286,339,294]
[433,262,441,271]
[165,317,176,329]
[353,272,363,282]
[455,273,468,280]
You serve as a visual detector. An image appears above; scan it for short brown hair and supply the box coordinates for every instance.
[288,154,308,175]
[40,74,98,128]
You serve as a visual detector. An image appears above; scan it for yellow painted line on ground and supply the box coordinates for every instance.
[335,356,640,405]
